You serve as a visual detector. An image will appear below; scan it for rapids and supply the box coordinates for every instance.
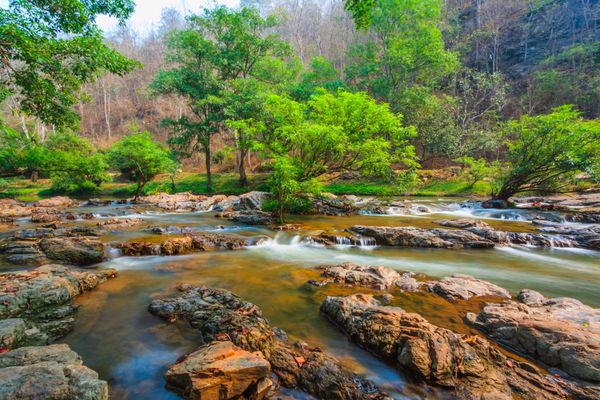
[2,197,598,399]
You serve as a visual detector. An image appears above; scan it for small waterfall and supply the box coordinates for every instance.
[107,245,122,259]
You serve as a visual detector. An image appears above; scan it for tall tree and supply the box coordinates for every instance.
[0,0,139,128]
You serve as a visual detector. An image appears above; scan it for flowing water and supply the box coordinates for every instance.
[4,198,598,399]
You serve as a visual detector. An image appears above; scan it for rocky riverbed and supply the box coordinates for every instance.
[0,192,597,399]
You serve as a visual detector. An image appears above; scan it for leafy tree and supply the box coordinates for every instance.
[151,6,288,190]
[0,0,139,127]
[344,0,376,28]
[495,106,600,200]
[44,132,109,194]
[345,0,458,113]
[291,57,345,101]
[108,132,173,200]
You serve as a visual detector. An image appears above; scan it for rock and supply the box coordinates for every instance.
[119,234,248,256]
[0,344,108,400]
[0,199,32,218]
[31,208,65,223]
[96,218,144,229]
[39,238,105,266]
[349,226,495,249]
[321,294,568,400]
[468,226,600,250]
[309,232,373,247]
[236,191,270,211]
[0,265,117,341]
[517,289,546,306]
[0,319,28,351]
[436,219,491,229]
[34,197,75,208]
[230,210,274,225]
[144,226,193,235]
[316,263,404,290]
[149,286,388,400]
[13,226,101,240]
[139,192,208,211]
[273,224,301,231]
[467,295,600,388]
[481,199,511,209]
[165,340,272,400]
[310,194,359,216]
[0,241,47,266]
[421,274,511,302]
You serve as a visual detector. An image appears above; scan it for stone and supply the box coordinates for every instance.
[0,265,117,341]
[435,219,491,229]
[149,286,388,400]
[316,263,403,290]
[0,319,27,351]
[119,234,247,256]
[230,210,274,225]
[0,344,108,400]
[310,194,360,216]
[321,294,569,400]
[0,199,32,218]
[421,274,511,302]
[467,296,600,388]
[96,218,144,229]
[39,237,105,266]
[31,208,65,223]
[165,340,272,400]
[481,199,511,209]
[33,197,75,208]
[236,191,270,211]
[349,226,495,249]
[161,237,194,256]
[517,289,546,306]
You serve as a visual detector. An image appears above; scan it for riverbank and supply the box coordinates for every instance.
[0,171,493,201]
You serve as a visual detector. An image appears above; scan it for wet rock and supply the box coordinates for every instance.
[230,210,274,225]
[96,218,144,229]
[31,208,66,223]
[139,192,208,211]
[435,219,491,229]
[321,294,567,400]
[39,237,105,266]
[33,197,75,209]
[149,286,388,400]
[0,241,47,266]
[165,340,272,400]
[0,319,28,351]
[310,194,360,216]
[118,241,161,256]
[481,199,511,209]
[315,263,404,290]
[189,234,247,251]
[236,191,270,211]
[309,232,369,247]
[517,289,546,306]
[13,226,101,240]
[467,295,600,388]
[273,224,302,231]
[349,225,495,249]
[0,344,108,400]
[421,274,511,302]
[468,226,600,250]
[144,226,194,235]
[119,234,248,256]
[161,237,194,256]
[0,265,117,341]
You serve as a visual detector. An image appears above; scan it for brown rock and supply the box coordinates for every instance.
[39,237,105,266]
[33,197,75,208]
[165,340,272,400]
[421,274,511,302]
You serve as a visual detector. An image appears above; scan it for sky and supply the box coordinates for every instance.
[97,0,241,35]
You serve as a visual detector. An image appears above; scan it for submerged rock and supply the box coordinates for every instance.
[321,294,568,400]
[149,286,388,400]
[165,340,272,400]
[0,344,108,400]
[467,292,600,394]
[0,265,117,342]
[350,225,495,249]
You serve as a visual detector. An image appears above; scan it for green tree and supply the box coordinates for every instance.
[495,106,600,200]
[345,0,458,113]
[108,132,173,200]
[151,6,288,190]
[44,132,109,194]
[344,0,376,28]
[291,57,345,101]
[0,0,139,127]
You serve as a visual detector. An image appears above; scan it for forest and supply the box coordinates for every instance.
[0,2,599,400]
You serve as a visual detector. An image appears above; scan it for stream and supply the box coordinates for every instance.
[5,197,597,399]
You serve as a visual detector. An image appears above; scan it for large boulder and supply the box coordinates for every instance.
[236,191,270,211]
[39,237,105,266]
[0,199,32,218]
[321,294,569,400]
[139,192,207,211]
[118,233,247,256]
[467,291,600,388]
[0,265,117,341]
[149,286,388,400]
[349,226,495,249]
[33,197,75,208]
[165,340,272,400]
[435,219,491,229]
[0,344,108,400]
[230,210,274,225]
[421,274,511,302]
[314,263,411,291]
[310,194,360,216]
[96,218,144,229]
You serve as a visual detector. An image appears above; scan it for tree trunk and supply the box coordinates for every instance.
[134,182,144,201]
[205,144,212,193]
[238,148,248,186]
[31,171,38,182]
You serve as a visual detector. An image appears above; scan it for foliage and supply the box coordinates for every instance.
[0,0,139,127]
[108,131,173,200]
[291,57,345,101]
[344,0,376,28]
[266,156,321,223]
[496,106,600,199]
[455,156,505,191]
[44,132,109,194]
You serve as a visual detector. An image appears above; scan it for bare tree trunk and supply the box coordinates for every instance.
[101,78,112,140]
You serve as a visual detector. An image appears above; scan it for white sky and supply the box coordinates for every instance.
[0,0,240,36]
[98,0,241,35]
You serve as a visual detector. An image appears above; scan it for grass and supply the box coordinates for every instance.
[1,172,491,201]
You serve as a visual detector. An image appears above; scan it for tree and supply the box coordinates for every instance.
[291,57,345,101]
[44,132,109,194]
[345,0,458,113]
[109,132,173,200]
[0,0,139,127]
[344,0,376,28]
[495,106,600,200]
[152,6,289,190]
